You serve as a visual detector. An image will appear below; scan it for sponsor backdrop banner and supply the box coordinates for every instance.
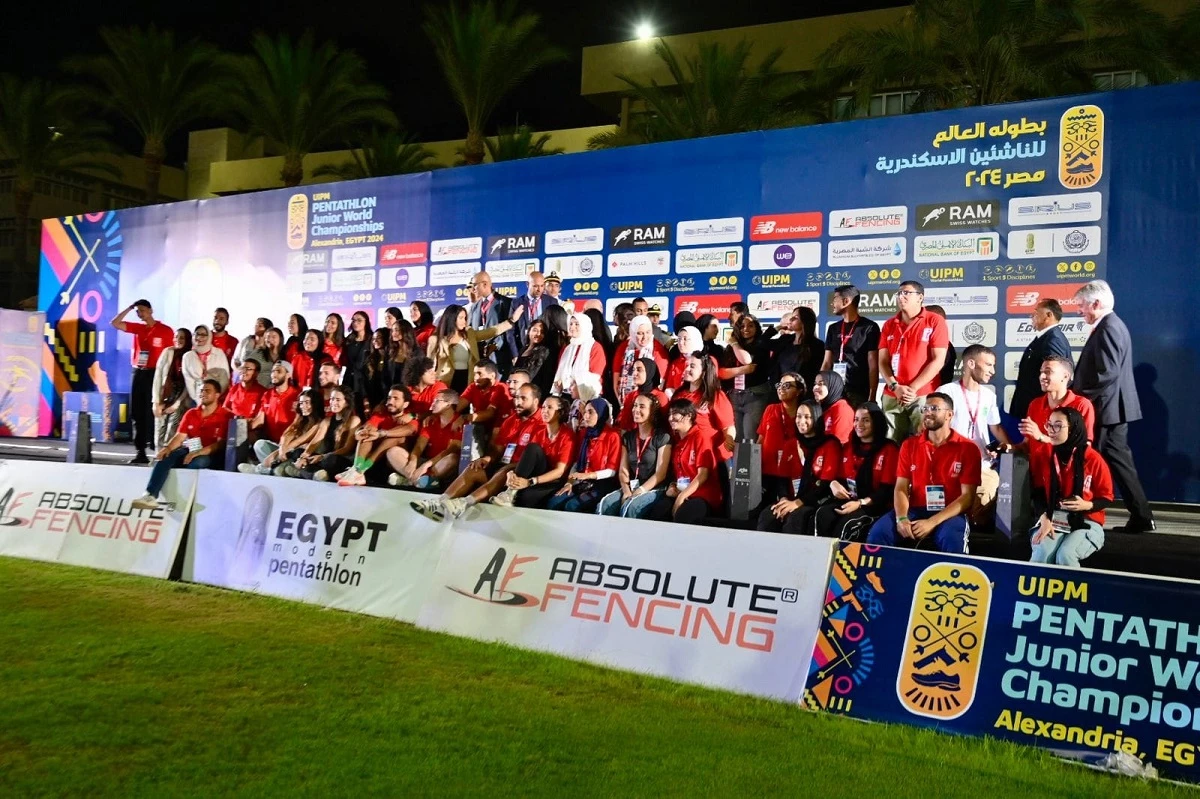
[417,505,833,702]
[0,461,193,578]
[804,542,1200,782]
[184,472,445,623]
[0,310,45,438]
[36,84,1200,498]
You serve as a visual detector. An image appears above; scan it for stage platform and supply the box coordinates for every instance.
[1,436,1195,581]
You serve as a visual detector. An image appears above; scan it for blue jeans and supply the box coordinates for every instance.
[146,447,212,496]
[867,508,968,553]
[1030,519,1105,568]
[596,487,664,518]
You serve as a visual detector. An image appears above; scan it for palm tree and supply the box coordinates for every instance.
[819,0,1175,115]
[63,25,224,203]
[1169,2,1200,78]
[425,0,566,165]
[587,39,828,150]
[312,129,440,181]
[0,75,118,302]
[225,32,397,187]
[482,125,564,162]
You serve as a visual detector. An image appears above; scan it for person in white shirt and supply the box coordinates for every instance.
[936,344,1011,519]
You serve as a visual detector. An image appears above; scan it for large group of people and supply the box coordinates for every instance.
[114,273,1149,568]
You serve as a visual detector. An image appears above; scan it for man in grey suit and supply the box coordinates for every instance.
[1009,298,1073,420]
[511,271,558,351]
[1073,280,1154,533]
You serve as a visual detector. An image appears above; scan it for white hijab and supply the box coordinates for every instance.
[676,326,703,357]
[555,312,598,392]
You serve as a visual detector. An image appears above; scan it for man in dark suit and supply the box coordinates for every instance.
[1073,280,1154,533]
[511,270,558,352]
[468,271,515,373]
[1009,298,1072,420]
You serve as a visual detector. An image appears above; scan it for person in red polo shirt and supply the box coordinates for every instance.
[497,395,576,509]
[457,359,511,457]
[245,360,300,466]
[132,379,231,509]
[1029,407,1112,568]
[336,385,419,486]
[757,372,804,506]
[111,298,174,464]
[649,398,724,525]
[210,307,238,362]
[758,400,842,534]
[390,389,464,489]
[1018,356,1097,446]
[815,403,900,540]
[867,392,981,552]
[545,398,621,513]
[878,280,950,442]
[224,359,268,418]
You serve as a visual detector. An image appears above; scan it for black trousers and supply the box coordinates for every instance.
[513,443,566,508]
[649,494,710,525]
[1095,422,1153,523]
[757,503,817,535]
[131,367,155,452]
[814,503,878,541]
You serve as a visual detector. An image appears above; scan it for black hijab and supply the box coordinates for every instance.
[817,369,845,409]
[1049,406,1089,523]
[637,357,661,395]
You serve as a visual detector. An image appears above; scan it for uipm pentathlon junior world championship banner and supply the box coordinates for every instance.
[417,506,834,702]
[0,461,194,578]
[804,542,1200,782]
[184,471,446,623]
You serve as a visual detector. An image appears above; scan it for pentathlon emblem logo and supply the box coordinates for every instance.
[287,194,309,250]
[1059,105,1104,190]
[897,563,991,720]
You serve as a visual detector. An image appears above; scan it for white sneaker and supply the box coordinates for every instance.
[388,472,410,487]
[335,467,354,481]
[409,498,445,522]
[490,489,517,508]
[442,496,470,519]
[313,470,330,482]
[130,493,159,510]
[236,463,258,474]
[255,464,274,475]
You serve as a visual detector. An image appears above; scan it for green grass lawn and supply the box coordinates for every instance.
[0,556,1188,798]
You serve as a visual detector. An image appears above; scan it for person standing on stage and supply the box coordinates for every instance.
[820,285,880,407]
[111,299,174,464]
[878,280,949,442]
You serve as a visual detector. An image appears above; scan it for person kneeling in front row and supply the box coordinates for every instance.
[649,399,724,525]
[132,379,231,509]
[866,392,980,552]
[1028,406,1112,567]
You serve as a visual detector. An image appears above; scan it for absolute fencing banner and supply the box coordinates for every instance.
[417,505,834,702]
[804,542,1200,783]
[184,472,446,623]
[0,460,193,578]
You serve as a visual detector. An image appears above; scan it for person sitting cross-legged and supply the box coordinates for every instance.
[336,385,419,486]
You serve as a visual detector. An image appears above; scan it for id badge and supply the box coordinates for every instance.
[890,352,900,375]
[676,477,691,492]
[502,443,517,465]
[734,374,746,391]
[1051,509,1072,535]
[183,437,203,453]
[925,485,946,511]
[833,361,848,379]
[136,351,150,369]
[629,479,640,491]
[846,478,857,498]
[791,478,803,496]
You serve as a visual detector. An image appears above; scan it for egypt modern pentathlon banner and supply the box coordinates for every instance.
[417,505,833,702]
[183,472,446,623]
[0,461,193,578]
[804,542,1200,783]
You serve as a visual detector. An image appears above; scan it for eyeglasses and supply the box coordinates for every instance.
[1044,421,1066,432]
[897,290,922,297]
[775,382,798,390]
[921,405,948,414]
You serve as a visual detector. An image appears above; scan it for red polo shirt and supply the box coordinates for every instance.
[462,382,512,426]
[323,340,342,366]
[672,426,723,510]
[576,427,621,473]
[1026,390,1096,443]
[261,385,300,441]
[420,413,463,459]
[673,387,735,458]
[801,436,843,484]
[823,399,854,444]
[898,429,982,510]
[125,321,174,370]
[223,381,266,418]
[617,388,670,431]
[1031,446,1114,526]
[612,340,669,385]
[495,412,543,464]
[211,330,238,362]
[841,442,900,491]
[178,406,233,449]
[410,381,448,419]
[880,310,949,397]
[534,424,577,468]
[758,402,799,478]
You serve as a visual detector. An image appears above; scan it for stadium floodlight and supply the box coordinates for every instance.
[635,21,655,40]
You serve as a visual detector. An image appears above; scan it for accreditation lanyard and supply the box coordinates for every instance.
[838,319,857,362]
[960,381,982,439]
[632,432,654,478]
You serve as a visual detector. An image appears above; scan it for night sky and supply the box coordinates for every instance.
[3,0,906,163]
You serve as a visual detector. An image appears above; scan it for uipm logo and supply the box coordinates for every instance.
[449,546,542,607]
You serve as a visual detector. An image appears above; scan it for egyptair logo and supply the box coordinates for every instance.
[448,546,541,607]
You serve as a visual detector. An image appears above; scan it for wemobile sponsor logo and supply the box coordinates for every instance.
[1008,192,1102,226]
[675,247,743,274]
[1007,226,1101,259]
[1005,283,1085,313]
[429,261,483,287]
[607,251,671,277]
[0,486,167,543]
[483,258,539,284]
[1005,317,1091,348]
[923,286,998,315]
[827,237,906,267]
[828,206,907,237]
[378,266,428,290]
[487,233,540,257]
[946,318,998,348]
[750,212,822,241]
[544,227,604,254]
[748,242,822,271]
[448,546,799,651]
[287,194,308,250]
[673,293,744,318]
[430,237,483,262]
[676,217,744,246]
[378,241,428,266]
[330,270,375,292]
[913,233,999,262]
[605,295,668,318]
[1059,105,1104,190]
[915,201,999,231]
[609,224,670,250]
[746,292,820,320]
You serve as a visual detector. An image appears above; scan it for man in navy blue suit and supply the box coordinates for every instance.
[1009,298,1072,421]
[511,270,558,351]
[469,271,515,373]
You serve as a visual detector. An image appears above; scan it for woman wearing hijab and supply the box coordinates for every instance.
[664,325,706,397]
[617,357,669,430]
[1029,406,1112,567]
[182,324,231,404]
[613,314,669,407]
[813,370,854,444]
[757,400,841,534]
[546,398,622,514]
[814,403,900,540]
[553,312,606,397]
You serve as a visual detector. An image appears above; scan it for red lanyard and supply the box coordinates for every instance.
[838,319,857,361]
[634,432,653,465]
[960,381,981,436]
[481,296,494,319]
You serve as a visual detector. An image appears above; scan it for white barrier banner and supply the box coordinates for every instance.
[0,461,193,578]
[184,472,445,623]
[417,506,834,701]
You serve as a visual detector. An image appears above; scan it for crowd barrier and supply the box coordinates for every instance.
[2,460,1199,783]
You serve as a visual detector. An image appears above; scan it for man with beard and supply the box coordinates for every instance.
[336,386,419,486]
[211,307,238,362]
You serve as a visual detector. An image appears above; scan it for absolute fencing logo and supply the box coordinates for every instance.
[448,546,800,651]
[0,486,166,542]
